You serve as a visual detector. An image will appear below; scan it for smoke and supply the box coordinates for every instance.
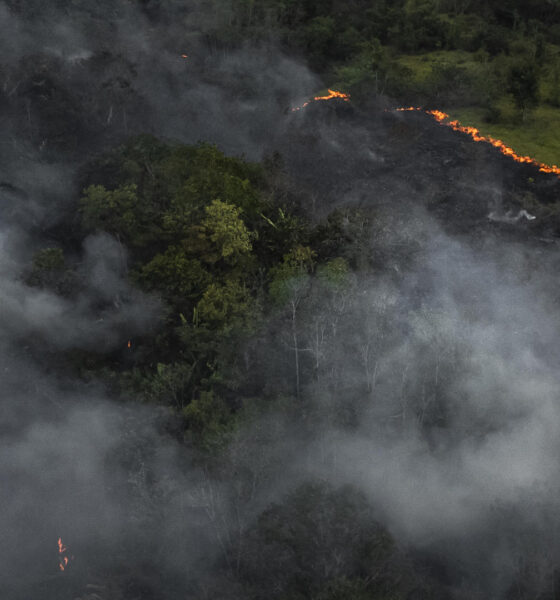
[488,208,537,223]
[0,3,321,598]
[286,226,560,595]
[3,1,560,599]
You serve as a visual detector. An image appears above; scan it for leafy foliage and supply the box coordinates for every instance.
[26,247,74,295]
[238,482,420,599]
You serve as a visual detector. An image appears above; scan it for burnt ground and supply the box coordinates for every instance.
[276,99,560,247]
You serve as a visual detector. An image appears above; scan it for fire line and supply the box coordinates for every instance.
[294,91,559,178]
[291,89,351,112]
[395,107,560,177]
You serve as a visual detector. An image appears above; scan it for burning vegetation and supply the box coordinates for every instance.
[57,537,73,572]
[291,89,351,112]
[295,92,560,178]
[396,107,560,177]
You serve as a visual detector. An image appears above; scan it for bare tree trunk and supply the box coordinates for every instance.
[292,300,300,399]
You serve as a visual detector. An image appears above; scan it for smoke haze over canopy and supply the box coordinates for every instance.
[3,2,560,599]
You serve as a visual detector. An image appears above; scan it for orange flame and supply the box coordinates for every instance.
[292,89,351,112]
[395,107,560,177]
[291,92,559,176]
[127,340,132,348]
[181,54,188,59]
[57,537,72,572]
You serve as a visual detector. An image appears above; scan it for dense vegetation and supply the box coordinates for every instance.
[99,0,560,114]
[168,0,560,162]
[6,2,560,599]
[30,136,362,444]
[253,0,560,161]
[26,128,558,598]
[26,137,441,598]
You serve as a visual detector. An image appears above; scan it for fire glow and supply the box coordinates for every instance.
[291,89,350,112]
[57,537,73,572]
[294,91,560,177]
[396,107,560,177]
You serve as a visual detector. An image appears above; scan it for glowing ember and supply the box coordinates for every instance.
[291,89,350,112]
[181,54,188,59]
[127,340,132,348]
[57,537,73,572]
[395,107,560,177]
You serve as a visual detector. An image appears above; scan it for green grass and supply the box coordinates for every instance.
[448,105,560,168]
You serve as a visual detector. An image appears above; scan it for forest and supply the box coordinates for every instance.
[3,1,560,599]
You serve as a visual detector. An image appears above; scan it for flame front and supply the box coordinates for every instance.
[291,89,350,112]
[396,107,560,177]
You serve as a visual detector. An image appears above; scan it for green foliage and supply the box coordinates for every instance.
[507,58,540,118]
[334,39,391,99]
[396,0,450,51]
[316,257,350,289]
[138,247,211,304]
[182,390,234,450]
[78,136,334,436]
[545,56,560,107]
[139,361,196,408]
[196,279,256,331]
[198,200,254,264]
[27,247,74,294]
[302,16,336,67]
[240,482,406,599]
[80,183,160,248]
[269,246,316,306]
[31,247,65,272]
[150,0,560,159]
[81,139,265,253]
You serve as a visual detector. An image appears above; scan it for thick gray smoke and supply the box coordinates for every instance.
[313,230,560,595]
[0,4,321,598]
[3,2,560,599]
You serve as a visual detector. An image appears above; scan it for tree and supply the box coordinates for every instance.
[302,16,336,67]
[269,246,316,398]
[26,247,74,295]
[334,39,390,99]
[239,482,407,599]
[306,258,353,384]
[507,59,539,120]
[80,183,161,248]
[196,199,255,265]
[182,390,234,451]
[138,246,211,306]
[196,279,256,333]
